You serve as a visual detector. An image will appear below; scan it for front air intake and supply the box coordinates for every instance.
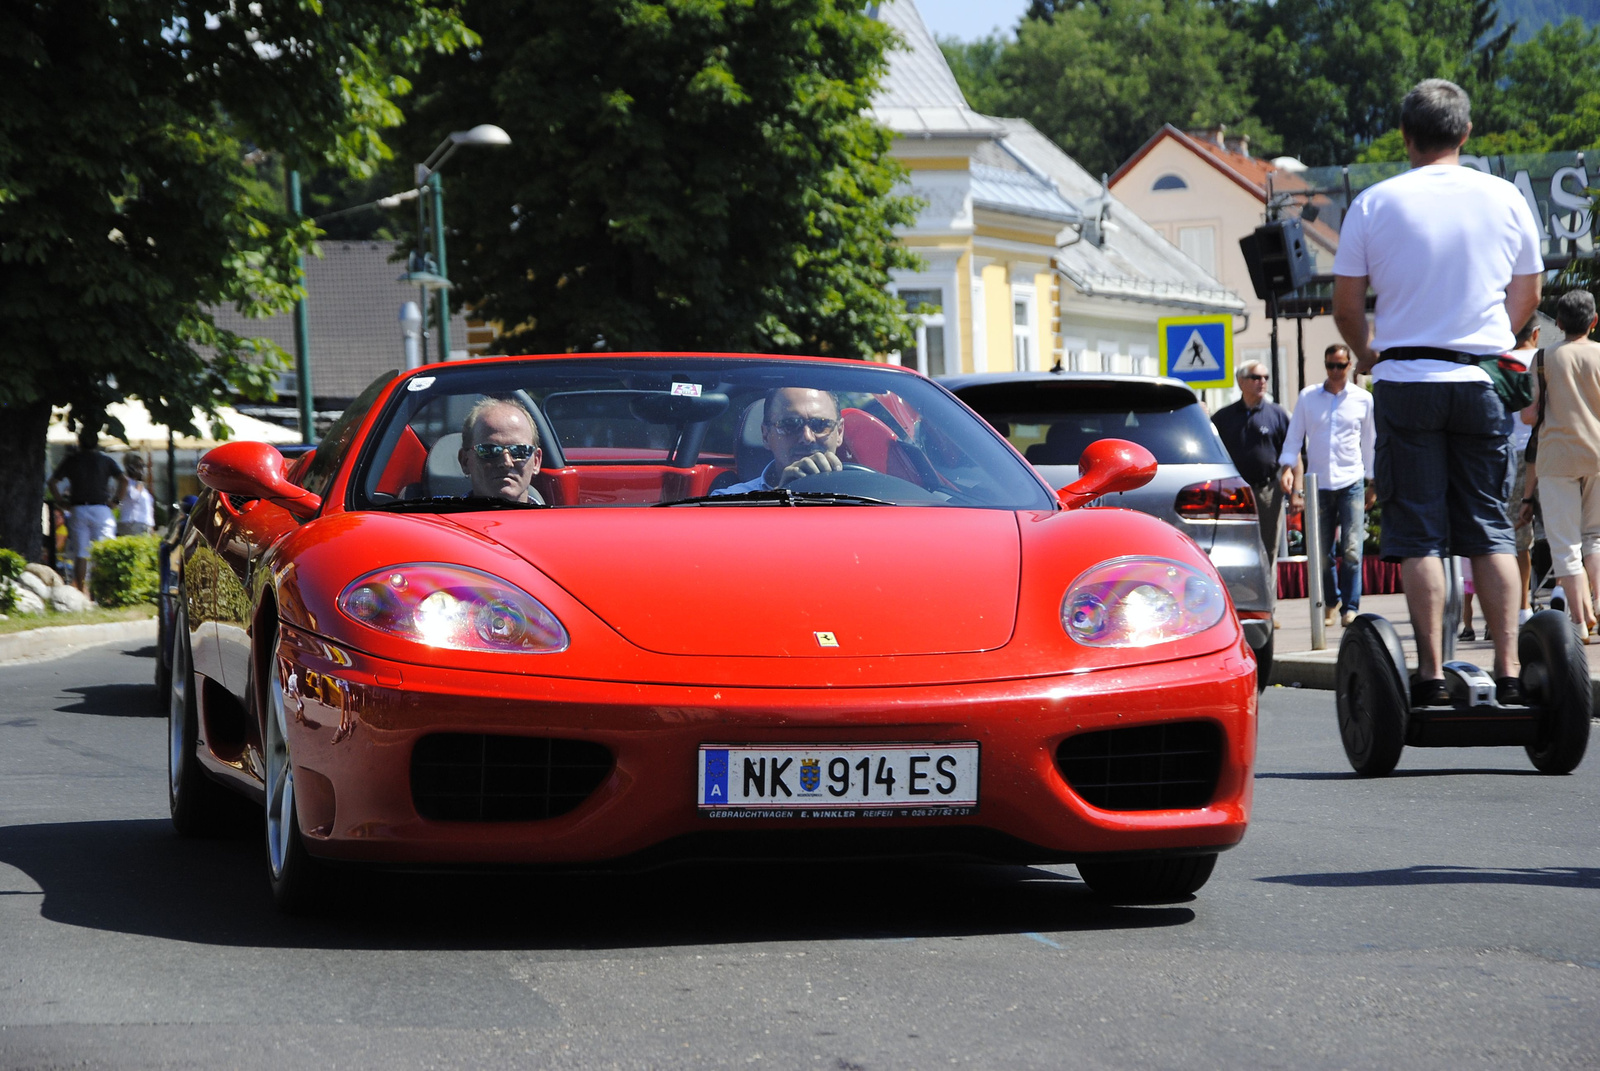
[411,734,613,821]
[1055,721,1222,811]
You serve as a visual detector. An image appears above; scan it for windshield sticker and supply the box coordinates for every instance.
[407,377,436,392]
[670,382,702,397]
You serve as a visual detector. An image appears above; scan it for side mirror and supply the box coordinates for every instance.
[197,441,322,520]
[1057,438,1158,510]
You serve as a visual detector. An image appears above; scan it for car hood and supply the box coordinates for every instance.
[442,508,1021,657]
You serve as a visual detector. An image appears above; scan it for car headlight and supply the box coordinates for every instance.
[1062,556,1227,648]
[337,564,569,653]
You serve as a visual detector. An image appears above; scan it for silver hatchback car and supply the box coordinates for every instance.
[943,371,1276,687]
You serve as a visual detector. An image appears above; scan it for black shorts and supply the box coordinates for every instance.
[1373,380,1514,560]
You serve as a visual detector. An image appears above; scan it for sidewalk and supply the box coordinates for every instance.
[1269,592,1600,704]
[0,618,158,666]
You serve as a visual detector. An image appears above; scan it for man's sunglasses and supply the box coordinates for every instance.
[472,443,537,461]
[1243,374,1269,381]
[1325,362,1350,370]
[766,416,840,436]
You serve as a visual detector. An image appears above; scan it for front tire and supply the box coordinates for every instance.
[168,603,238,836]
[264,626,328,912]
[1520,611,1591,774]
[1336,616,1409,777]
[1077,854,1217,903]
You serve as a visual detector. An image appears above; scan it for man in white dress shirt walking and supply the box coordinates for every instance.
[1279,343,1376,628]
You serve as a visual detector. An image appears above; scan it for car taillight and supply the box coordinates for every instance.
[1175,478,1257,520]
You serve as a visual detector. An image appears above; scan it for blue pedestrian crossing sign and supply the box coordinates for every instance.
[1159,315,1233,389]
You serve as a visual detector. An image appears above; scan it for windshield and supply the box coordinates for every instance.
[350,356,1055,511]
[951,379,1230,467]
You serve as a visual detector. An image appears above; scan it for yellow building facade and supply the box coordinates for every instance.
[872,1,1245,383]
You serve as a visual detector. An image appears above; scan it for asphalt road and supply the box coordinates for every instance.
[1,639,1596,1070]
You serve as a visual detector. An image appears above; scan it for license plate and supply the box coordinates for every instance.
[698,743,979,817]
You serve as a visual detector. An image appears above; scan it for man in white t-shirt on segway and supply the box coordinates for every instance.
[1332,78,1545,709]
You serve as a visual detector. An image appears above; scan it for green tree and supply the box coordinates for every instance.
[400,0,921,360]
[1244,0,1518,166]
[1488,18,1600,142]
[979,0,1263,179]
[0,1,472,559]
[1353,15,1600,159]
[939,34,1009,116]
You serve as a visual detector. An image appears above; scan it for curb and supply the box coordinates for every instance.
[0,618,160,667]
[1270,649,1600,707]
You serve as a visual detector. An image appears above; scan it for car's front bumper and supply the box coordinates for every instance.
[274,626,1257,867]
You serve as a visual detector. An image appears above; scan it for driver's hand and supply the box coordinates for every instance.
[777,449,843,486]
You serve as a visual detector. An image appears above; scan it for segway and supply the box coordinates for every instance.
[1335,558,1590,776]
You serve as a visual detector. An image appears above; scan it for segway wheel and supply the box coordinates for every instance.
[1519,611,1591,774]
[1336,615,1409,776]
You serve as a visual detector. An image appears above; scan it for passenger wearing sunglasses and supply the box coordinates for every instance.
[458,398,546,504]
[713,387,845,496]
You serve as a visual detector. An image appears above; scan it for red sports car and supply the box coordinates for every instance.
[172,353,1256,911]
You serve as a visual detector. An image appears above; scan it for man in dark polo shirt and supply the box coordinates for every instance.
[48,426,127,594]
[1212,360,1296,580]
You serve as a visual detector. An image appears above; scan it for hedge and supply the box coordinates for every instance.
[0,548,22,614]
[89,535,160,608]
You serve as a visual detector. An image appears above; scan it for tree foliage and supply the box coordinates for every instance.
[959,0,1260,180]
[399,0,920,361]
[0,1,473,558]
[944,0,1598,172]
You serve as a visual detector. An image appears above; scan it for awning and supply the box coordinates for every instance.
[49,400,301,449]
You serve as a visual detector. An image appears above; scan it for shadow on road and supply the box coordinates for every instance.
[55,683,163,718]
[1256,768,1542,780]
[0,819,1196,950]
[1258,865,1600,889]
[124,645,158,660]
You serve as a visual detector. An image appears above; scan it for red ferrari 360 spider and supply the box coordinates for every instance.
[171,353,1256,910]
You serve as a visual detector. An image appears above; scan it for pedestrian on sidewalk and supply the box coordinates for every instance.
[1333,78,1543,708]
[1520,289,1600,641]
[1278,344,1376,629]
[1508,315,1542,625]
[116,455,156,537]
[48,425,128,595]
[1212,360,1299,587]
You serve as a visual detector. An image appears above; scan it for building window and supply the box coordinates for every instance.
[1153,174,1188,191]
[1178,225,1217,276]
[1011,291,1035,371]
[899,289,946,377]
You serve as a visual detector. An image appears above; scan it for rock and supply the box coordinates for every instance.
[24,563,64,588]
[17,571,52,602]
[12,586,47,615]
[49,586,93,613]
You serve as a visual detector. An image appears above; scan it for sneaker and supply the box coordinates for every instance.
[1496,676,1526,706]
[1458,625,1476,641]
[1517,608,1534,625]
[1324,607,1338,628]
[1410,677,1452,707]
[1341,610,1357,626]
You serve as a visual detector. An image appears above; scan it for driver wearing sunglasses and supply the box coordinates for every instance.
[713,387,845,495]
[458,398,546,503]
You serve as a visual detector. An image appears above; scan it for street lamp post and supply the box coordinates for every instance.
[288,170,315,443]
[412,124,511,361]
[400,301,423,369]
